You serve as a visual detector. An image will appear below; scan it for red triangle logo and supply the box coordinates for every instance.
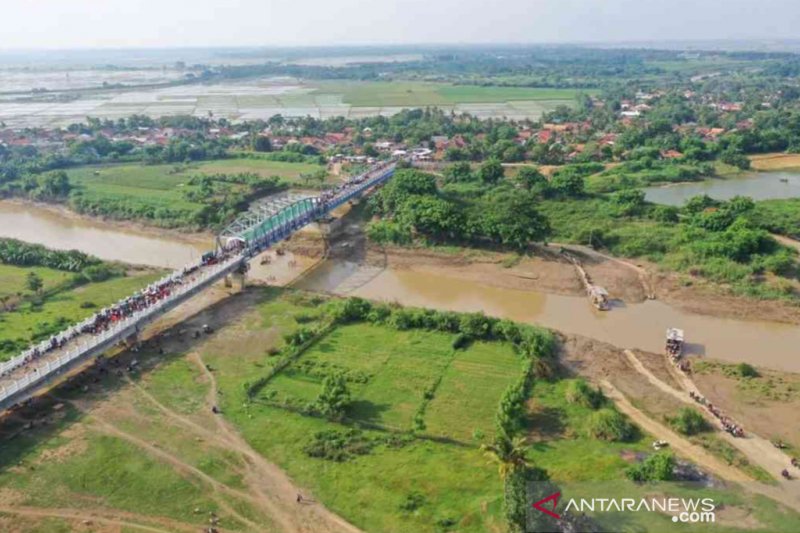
[532,492,561,519]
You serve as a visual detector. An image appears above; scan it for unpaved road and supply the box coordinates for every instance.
[601,381,798,510]
[620,350,800,508]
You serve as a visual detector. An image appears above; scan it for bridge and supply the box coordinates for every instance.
[0,160,397,412]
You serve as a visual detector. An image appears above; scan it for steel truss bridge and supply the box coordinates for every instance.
[0,160,397,411]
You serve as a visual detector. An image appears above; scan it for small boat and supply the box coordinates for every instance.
[665,328,684,360]
[779,178,789,183]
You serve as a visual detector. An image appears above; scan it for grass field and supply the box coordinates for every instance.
[311,80,588,108]
[0,269,161,359]
[0,264,72,300]
[64,158,326,227]
[1,288,798,532]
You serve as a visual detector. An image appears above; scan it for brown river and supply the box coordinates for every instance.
[298,261,800,373]
[0,201,211,268]
[2,200,799,373]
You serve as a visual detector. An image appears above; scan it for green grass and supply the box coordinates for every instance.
[264,323,517,434]
[0,432,223,526]
[425,340,520,441]
[0,264,72,300]
[1,288,799,532]
[65,159,326,227]
[0,270,161,360]
[311,80,586,107]
[193,158,326,182]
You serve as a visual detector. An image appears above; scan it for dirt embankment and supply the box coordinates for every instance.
[749,153,800,171]
[691,365,800,449]
[651,268,800,325]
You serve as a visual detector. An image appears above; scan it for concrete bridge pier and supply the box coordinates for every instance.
[231,271,247,291]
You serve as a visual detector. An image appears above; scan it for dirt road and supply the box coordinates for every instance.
[620,350,800,507]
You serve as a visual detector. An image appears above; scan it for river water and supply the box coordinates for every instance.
[643,171,800,206]
[0,201,211,268]
[299,261,800,373]
[3,200,799,373]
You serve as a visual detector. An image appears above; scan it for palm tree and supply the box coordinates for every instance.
[481,434,531,479]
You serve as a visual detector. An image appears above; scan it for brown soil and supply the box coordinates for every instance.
[749,153,800,171]
[652,268,800,325]
[558,333,800,510]
[691,368,800,449]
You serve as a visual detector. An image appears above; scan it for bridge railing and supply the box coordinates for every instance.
[0,160,398,408]
[0,255,241,405]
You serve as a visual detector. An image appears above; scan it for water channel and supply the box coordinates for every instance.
[3,200,799,373]
[643,171,800,205]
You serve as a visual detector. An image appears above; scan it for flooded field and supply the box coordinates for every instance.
[0,78,577,127]
[0,201,211,268]
[299,260,800,373]
[644,171,800,205]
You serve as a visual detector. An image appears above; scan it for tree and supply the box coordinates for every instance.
[482,434,530,478]
[515,166,547,192]
[26,271,43,295]
[480,193,551,250]
[482,435,536,533]
[443,161,474,183]
[398,195,463,241]
[478,158,504,185]
[316,372,351,420]
[549,172,584,198]
[252,135,272,152]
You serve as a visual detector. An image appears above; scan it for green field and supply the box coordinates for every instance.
[64,158,326,227]
[1,289,798,532]
[0,264,72,300]
[311,80,588,108]
[0,269,161,359]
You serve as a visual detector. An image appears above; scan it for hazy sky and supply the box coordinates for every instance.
[3,0,800,49]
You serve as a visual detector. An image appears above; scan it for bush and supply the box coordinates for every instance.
[668,407,708,436]
[586,408,636,442]
[626,453,675,482]
[735,362,759,378]
[283,327,316,347]
[565,379,605,409]
[303,429,373,462]
[452,333,471,350]
[399,492,427,512]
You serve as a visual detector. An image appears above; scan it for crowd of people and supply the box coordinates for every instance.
[0,247,238,383]
[688,390,745,438]
[318,160,394,206]
[1,161,393,388]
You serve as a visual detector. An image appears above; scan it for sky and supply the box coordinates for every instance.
[2,0,800,50]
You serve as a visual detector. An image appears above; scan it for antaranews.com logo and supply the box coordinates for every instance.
[527,483,716,532]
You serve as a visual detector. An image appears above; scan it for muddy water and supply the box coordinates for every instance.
[299,261,800,373]
[644,171,800,205]
[0,201,212,268]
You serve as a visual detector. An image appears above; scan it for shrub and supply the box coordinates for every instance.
[564,379,605,409]
[626,452,675,482]
[303,429,373,462]
[451,333,471,350]
[586,408,636,442]
[283,326,316,347]
[668,407,708,436]
[399,492,426,512]
[735,362,759,378]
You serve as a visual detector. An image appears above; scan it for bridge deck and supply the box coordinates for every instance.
[0,161,396,411]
